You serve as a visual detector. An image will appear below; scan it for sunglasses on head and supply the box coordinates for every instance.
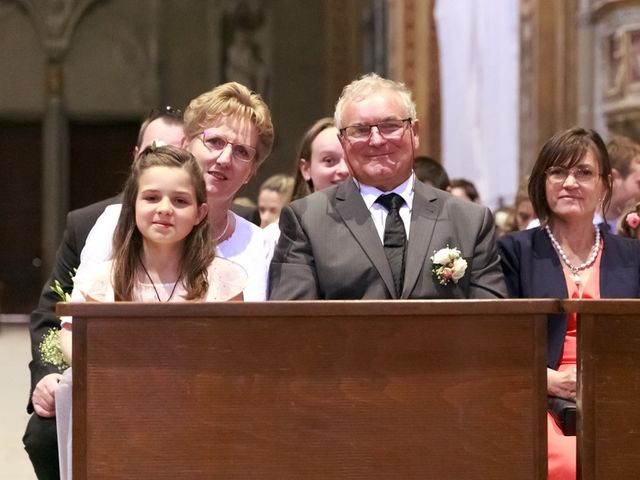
[146,105,184,122]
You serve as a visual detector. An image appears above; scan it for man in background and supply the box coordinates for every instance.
[599,135,640,231]
[413,155,450,190]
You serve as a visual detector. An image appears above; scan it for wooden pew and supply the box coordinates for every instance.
[58,300,555,480]
[569,299,640,480]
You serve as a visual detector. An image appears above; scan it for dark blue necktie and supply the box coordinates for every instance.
[376,193,407,297]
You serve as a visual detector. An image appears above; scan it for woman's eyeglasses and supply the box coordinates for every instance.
[200,133,257,163]
[546,166,599,184]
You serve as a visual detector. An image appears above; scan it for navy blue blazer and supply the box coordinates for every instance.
[498,227,640,368]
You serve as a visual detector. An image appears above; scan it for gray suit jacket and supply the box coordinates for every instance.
[269,179,507,299]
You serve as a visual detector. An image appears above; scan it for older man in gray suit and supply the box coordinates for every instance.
[269,73,506,300]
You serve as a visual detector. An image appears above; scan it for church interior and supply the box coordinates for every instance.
[2,0,640,478]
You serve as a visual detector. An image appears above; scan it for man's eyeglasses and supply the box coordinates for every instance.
[546,166,599,184]
[340,118,412,142]
[200,133,257,163]
[147,105,184,122]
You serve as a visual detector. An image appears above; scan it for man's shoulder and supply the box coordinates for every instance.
[67,195,120,224]
[65,196,121,251]
[288,183,341,212]
[420,183,489,219]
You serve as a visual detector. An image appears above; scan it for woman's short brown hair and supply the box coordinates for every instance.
[528,127,613,226]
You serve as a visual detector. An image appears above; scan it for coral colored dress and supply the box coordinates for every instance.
[547,247,602,480]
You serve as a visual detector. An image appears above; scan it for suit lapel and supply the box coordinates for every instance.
[334,181,397,297]
[402,183,439,298]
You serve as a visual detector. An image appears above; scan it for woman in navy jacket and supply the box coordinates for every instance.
[498,127,640,480]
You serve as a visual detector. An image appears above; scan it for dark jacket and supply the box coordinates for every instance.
[27,196,119,413]
[498,227,640,368]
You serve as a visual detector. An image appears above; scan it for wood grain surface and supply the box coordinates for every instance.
[59,300,553,480]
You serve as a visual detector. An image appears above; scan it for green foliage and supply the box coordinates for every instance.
[49,268,76,302]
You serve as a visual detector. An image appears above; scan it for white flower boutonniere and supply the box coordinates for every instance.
[430,246,467,285]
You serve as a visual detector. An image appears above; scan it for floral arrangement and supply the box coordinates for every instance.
[626,212,640,229]
[430,246,467,286]
[38,270,75,371]
[39,328,69,371]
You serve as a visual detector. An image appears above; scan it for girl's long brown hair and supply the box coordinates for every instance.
[111,145,214,300]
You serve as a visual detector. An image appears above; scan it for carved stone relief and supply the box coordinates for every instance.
[218,0,272,101]
[595,4,640,139]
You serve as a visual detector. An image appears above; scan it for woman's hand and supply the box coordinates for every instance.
[547,367,577,400]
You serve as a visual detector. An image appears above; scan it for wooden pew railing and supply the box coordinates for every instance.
[58,300,556,480]
[567,299,640,480]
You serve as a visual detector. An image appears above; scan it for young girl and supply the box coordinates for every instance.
[290,117,349,202]
[56,145,246,480]
[60,144,246,360]
[263,117,349,247]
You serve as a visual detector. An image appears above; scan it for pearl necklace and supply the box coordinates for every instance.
[545,225,600,286]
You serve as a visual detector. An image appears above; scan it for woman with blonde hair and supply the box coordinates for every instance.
[74,82,275,300]
[181,82,274,299]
